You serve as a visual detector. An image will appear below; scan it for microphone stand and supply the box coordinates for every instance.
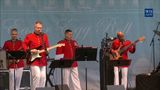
[150,22,160,72]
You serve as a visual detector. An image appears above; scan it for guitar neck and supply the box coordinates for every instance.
[38,45,58,53]
[119,40,138,54]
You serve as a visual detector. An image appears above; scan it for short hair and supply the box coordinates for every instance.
[35,20,43,25]
[10,28,18,33]
[117,31,124,37]
[65,29,72,34]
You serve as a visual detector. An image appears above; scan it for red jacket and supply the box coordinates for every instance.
[111,39,136,66]
[3,39,24,68]
[56,39,78,67]
[23,33,49,66]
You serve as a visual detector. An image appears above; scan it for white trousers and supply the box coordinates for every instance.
[9,67,24,90]
[63,67,82,90]
[114,67,128,90]
[30,66,46,90]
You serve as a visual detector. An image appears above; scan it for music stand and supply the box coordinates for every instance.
[6,51,26,90]
[48,59,74,90]
[7,51,26,59]
[75,47,97,90]
[110,59,131,67]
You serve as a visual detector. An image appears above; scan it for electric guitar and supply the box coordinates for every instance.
[110,36,145,60]
[30,44,65,62]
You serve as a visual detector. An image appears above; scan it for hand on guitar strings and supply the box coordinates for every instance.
[31,49,38,54]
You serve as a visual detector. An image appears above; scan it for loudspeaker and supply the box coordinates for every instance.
[55,85,70,90]
[36,85,69,90]
[107,85,125,90]
[136,74,160,90]
[0,70,9,90]
[36,87,55,90]
[20,69,31,89]
[0,69,31,90]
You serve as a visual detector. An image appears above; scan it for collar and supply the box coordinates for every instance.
[64,38,73,42]
[33,32,43,36]
[10,39,18,42]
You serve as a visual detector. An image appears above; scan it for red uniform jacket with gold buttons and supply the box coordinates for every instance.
[111,39,136,67]
[56,39,78,67]
[3,39,24,68]
[23,33,49,66]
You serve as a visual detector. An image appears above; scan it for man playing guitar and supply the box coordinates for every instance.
[23,21,64,90]
[110,31,145,90]
[110,31,136,90]
[23,21,49,90]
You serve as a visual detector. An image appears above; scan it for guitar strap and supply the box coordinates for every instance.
[41,33,49,56]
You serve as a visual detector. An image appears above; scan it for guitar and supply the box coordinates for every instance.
[30,44,65,62]
[110,36,145,60]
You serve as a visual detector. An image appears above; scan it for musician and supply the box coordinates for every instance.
[3,28,24,90]
[110,32,136,90]
[23,21,49,90]
[55,29,82,90]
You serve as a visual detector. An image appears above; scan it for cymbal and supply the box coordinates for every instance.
[153,30,160,36]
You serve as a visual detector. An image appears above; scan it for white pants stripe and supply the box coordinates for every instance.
[30,66,46,90]
[114,67,128,90]
[9,67,24,90]
[63,67,82,90]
